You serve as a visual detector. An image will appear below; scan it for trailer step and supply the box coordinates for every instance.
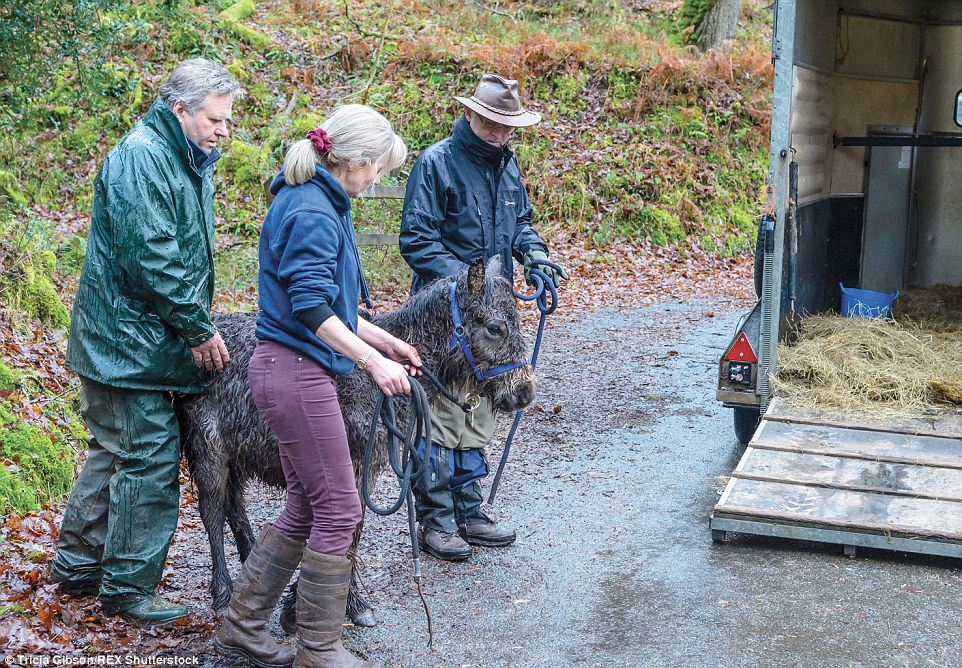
[712,401,962,559]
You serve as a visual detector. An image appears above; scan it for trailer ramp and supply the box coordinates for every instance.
[711,399,962,558]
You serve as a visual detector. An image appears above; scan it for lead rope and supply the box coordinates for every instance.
[357,265,559,644]
[359,377,434,647]
[488,261,560,504]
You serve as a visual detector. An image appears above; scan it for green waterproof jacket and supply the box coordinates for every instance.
[66,98,218,393]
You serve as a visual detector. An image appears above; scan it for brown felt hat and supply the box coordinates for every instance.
[454,74,542,128]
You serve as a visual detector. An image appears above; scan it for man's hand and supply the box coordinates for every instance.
[523,249,569,288]
[191,332,230,372]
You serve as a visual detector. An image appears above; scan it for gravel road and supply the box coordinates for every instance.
[179,296,962,668]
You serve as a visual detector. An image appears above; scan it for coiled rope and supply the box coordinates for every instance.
[359,376,435,646]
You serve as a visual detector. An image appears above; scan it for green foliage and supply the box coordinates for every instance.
[0,213,71,329]
[0,401,14,426]
[699,235,718,252]
[168,22,205,56]
[0,0,120,122]
[289,113,326,141]
[0,604,26,616]
[624,207,686,246]
[0,362,19,392]
[61,117,106,156]
[0,0,772,287]
[218,0,255,23]
[364,76,455,154]
[606,67,642,104]
[228,60,252,85]
[0,171,26,206]
[358,245,410,295]
[218,0,271,49]
[9,262,71,330]
[0,423,75,515]
[722,234,746,256]
[57,235,88,275]
[222,140,273,200]
[536,73,588,115]
[679,0,712,42]
[224,21,272,49]
[213,243,259,307]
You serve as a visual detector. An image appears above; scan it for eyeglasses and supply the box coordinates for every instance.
[475,115,516,136]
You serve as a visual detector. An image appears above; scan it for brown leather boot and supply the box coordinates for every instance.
[214,525,304,668]
[294,548,380,668]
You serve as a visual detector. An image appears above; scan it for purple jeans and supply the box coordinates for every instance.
[248,340,362,555]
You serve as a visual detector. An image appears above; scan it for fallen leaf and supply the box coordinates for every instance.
[37,604,54,630]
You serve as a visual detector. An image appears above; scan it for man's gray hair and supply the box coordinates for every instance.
[159,58,246,115]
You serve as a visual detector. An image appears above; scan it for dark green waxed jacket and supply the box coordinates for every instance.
[66,98,217,393]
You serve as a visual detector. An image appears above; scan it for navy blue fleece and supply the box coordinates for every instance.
[255,166,371,376]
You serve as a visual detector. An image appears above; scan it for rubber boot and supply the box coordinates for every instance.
[214,525,304,668]
[294,548,379,668]
[413,445,471,561]
[114,594,188,624]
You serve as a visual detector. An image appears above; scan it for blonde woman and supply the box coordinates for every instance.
[215,104,420,668]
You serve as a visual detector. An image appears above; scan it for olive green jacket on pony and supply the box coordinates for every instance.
[67,98,218,393]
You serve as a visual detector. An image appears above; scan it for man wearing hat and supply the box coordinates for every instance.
[400,73,567,561]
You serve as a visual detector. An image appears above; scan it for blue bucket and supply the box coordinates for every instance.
[839,283,899,319]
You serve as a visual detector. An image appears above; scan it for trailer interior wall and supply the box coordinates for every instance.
[784,0,962,320]
[911,24,962,287]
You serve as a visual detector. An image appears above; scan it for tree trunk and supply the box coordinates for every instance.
[696,0,740,51]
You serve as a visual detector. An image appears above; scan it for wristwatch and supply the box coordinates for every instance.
[355,350,374,370]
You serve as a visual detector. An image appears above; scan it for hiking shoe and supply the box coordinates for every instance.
[108,595,188,624]
[419,528,472,561]
[460,520,517,547]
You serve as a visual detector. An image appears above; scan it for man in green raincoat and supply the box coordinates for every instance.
[50,59,245,623]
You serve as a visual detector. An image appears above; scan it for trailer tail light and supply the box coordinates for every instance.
[717,302,760,402]
[728,362,753,384]
[724,332,757,363]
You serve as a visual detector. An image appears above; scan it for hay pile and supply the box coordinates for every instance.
[893,285,962,332]
[772,287,962,412]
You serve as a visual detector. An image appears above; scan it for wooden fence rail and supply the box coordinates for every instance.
[356,184,405,247]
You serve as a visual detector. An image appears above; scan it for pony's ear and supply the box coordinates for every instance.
[468,258,486,295]
[485,255,502,279]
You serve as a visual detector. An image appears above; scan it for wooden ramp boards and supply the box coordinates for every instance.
[711,401,962,558]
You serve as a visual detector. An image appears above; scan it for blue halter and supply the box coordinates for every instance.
[448,280,527,383]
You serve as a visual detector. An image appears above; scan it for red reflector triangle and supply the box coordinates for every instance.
[725,333,757,363]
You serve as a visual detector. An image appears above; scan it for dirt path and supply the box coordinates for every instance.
[6,292,962,667]
[339,296,962,668]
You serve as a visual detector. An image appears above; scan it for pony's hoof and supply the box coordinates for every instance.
[351,609,377,627]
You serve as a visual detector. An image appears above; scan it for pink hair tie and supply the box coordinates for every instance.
[307,128,332,156]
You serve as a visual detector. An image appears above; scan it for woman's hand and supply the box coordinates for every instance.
[381,338,423,376]
[365,354,413,396]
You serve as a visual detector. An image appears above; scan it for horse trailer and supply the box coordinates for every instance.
[712,0,962,558]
